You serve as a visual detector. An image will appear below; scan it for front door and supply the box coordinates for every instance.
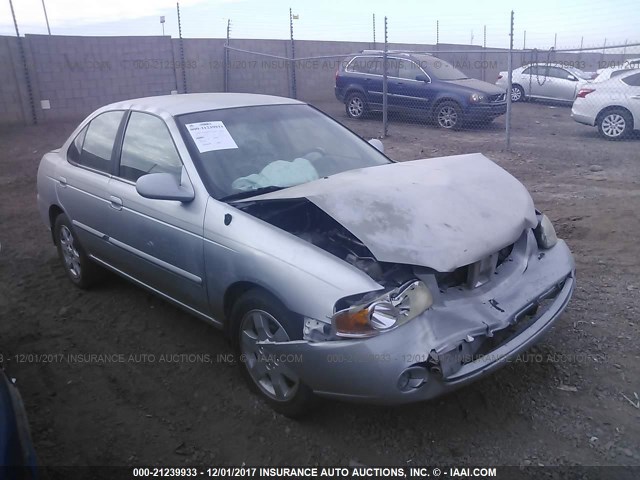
[106,111,208,312]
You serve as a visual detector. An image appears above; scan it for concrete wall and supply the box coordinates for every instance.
[0,33,630,125]
[0,36,30,124]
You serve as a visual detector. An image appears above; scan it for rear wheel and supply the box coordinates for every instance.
[434,101,463,129]
[54,213,103,289]
[511,84,525,102]
[345,92,367,119]
[231,289,315,417]
[597,108,632,140]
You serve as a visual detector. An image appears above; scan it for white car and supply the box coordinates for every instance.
[593,59,640,83]
[571,70,640,139]
[593,67,633,83]
[496,64,591,103]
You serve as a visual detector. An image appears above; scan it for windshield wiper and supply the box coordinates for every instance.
[220,185,286,202]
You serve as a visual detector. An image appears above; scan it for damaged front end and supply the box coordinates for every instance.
[235,196,575,404]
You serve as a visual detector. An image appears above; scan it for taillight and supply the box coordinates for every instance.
[335,70,339,83]
[577,88,595,98]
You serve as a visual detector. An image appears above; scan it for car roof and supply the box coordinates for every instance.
[520,63,581,69]
[100,93,303,117]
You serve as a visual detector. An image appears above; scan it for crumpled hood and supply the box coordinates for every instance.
[246,153,537,272]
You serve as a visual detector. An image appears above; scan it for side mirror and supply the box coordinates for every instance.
[136,168,195,202]
[567,74,577,81]
[368,138,384,153]
[415,74,429,83]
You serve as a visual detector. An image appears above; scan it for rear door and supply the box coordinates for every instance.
[392,58,432,113]
[522,65,548,98]
[106,111,208,312]
[56,110,125,261]
[345,56,384,108]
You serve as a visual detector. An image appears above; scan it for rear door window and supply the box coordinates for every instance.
[398,60,425,81]
[77,111,124,173]
[622,73,640,86]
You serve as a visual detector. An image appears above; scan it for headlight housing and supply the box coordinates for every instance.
[470,93,486,103]
[332,280,433,338]
[534,213,558,249]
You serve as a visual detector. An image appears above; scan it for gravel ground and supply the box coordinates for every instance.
[0,100,639,468]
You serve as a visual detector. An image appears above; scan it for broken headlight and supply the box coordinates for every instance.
[534,213,558,249]
[332,280,433,338]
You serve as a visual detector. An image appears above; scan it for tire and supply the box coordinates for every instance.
[53,213,103,289]
[230,289,316,417]
[434,101,463,129]
[597,108,632,140]
[511,84,525,102]
[345,92,368,119]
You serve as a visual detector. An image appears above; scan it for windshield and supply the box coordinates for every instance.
[413,55,469,81]
[177,104,391,200]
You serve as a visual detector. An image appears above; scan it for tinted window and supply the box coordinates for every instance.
[611,69,631,78]
[67,126,87,164]
[523,66,539,75]
[385,58,400,77]
[398,60,425,80]
[622,73,640,86]
[79,111,124,173]
[119,112,182,182]
[346,56,387,75]
[548,67,571,79]
[367,57,385,75]
[412,55,468,81]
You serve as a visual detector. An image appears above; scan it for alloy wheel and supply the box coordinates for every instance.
[239,309,299,401]
[437,106,458,128]
[511,87,522,102]
[348,97,364,117]
[601,113,626,138]
[59,225,81,279]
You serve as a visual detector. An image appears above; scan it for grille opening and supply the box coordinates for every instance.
[436,242,514,291]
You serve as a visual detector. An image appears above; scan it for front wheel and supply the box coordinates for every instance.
[597,108,632,140]
[434,101,463,129]
[231,289,315,417]
[345,92,368,119]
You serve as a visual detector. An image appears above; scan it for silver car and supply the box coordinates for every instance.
[497,63,591,103]
[37,93,575,416]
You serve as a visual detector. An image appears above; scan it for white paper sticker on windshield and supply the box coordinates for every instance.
[185,121,238,153]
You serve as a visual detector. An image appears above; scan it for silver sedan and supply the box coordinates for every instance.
[37,93,575,416]
[497,63,591,103]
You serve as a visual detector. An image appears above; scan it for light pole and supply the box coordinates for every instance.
[160,15,165,36]
[41,0,51,34]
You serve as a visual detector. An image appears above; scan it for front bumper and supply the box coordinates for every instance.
[465,102,507,120]
[259,233,575,404]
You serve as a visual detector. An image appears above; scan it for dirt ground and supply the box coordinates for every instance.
[0,100,639,469]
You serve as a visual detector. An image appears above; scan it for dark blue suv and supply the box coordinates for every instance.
[335,51,507,129]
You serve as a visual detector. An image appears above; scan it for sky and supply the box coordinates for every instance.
[1,0,639,52]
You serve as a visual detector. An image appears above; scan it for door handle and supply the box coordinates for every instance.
[57,176,67,187]
[631,95,640,100]
[109,195,123,210]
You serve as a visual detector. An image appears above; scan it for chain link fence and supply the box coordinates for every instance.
[220,12,640,148]
[2,3,639,144]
